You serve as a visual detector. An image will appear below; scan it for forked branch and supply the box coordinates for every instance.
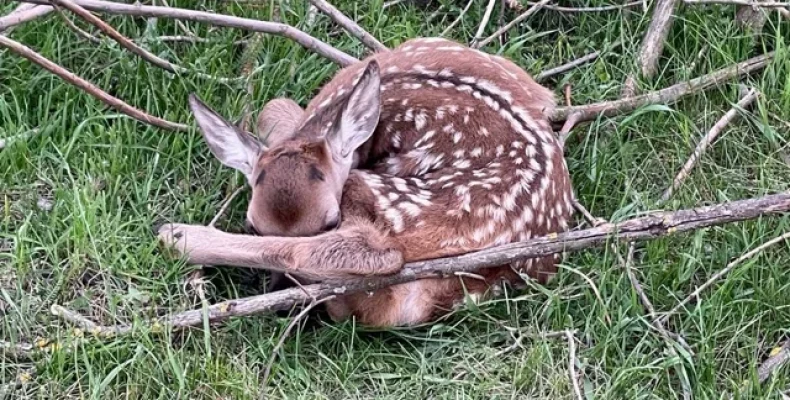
[52,192,790,336]
[551,52,774,122]
[20,0,358,66]
[0,34,188,131]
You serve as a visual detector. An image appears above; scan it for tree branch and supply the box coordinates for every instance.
[0,4,53,33]
[551,52,773,123]
[685,0,790,6]
[637,0,679,79]
[20,0,358,66]
[536,41,621,82]
[0,34,188,131]
[474,0,551,49]
[52,192,790,335]
[308,0,387,52]
[524,0,643,12]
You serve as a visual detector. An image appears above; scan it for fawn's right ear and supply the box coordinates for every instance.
[188,94,264,181]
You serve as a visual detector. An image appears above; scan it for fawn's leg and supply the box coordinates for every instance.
[157,218,403,281]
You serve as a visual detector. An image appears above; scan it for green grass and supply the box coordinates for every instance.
[2,0,790,398]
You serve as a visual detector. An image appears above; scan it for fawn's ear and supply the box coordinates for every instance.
[188,94,264,181]
[326,60,381,161]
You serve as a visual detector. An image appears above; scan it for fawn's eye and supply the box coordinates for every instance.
[321,217,340,232]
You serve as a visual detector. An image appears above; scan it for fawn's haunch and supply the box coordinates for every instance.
[159,37,575,327]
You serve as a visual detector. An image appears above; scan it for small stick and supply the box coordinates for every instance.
[471,0,498,46]
[20,0,358,66]
[0,129,38,150]
[475,0,552,49]
[260,296,335,387]
[0,340,35,359]
[308,0,387,52]
[0,34,187,131]
[552,52,774,123]
[660,87,759,201]
[52,192,790,335]
[684,0,790,6]
[208,186,245,228]
[52,4,101,43]
[637,0,680,79]
[572,198,606,227]
[524,0,643,12]
[440,0,475,37]
[0,4,54,33]
[537,42,618,82]
[494,329,568,356]
[382,0,407,9]
[565,330,584,400]
[50,304,106,334]
[558,112,581,147]
[757,340,790,383]
[659,230,790,324]
[50,0,243,83]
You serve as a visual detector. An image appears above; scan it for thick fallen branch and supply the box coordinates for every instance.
[51,0,242,83]
[474,0,552,49]
[551,52,774,122]
[0,4,53,33]
[638,0,679,79]
[0,34,188,131]
[661,87,759,201]
[757,340,790,383]
[308,0,387,52]
[51,192,790,336]
[21,0,358,66]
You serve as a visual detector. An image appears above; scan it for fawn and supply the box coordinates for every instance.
[158,37,574,327]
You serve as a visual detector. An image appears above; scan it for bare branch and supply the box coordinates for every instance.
[778,7,790,17]
[50,0,244,83]
[21,0,358,66]
[659,230,790,324]
[471,0,498,46]
[0,4,53,33]
[551,52,774,123]
[0,34,188,131]
[565,330,584,400]
[660,87,759,201]
[475,0,552,49]
[757,340,790,383]
[637,0,679,79]
[525,0,643,11]
[440,0,475,37]
[536,41,622,82]
[308,0,387,52]
[51,192,790,335]
[685,0,790,6]
[52,3,101,43]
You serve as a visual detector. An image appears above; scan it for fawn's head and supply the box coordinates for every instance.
[188,61,381,237]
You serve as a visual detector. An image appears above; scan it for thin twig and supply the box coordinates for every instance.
[660,87,759,201]
[559,112,581,148]
[440,0,475,37]
[494,329,568,356]
[637,0,680,79]
[50,0,243,83]
[572,198,606,227]
[0,4,54,33]
[659,230,790,324]
[137,35,249,46]
[52,4,101,43]
[0,34,187,131]
[53,192,790,335]
[0,129,38,150]
[209,186,245,228]
[0,340,35,359]
[308,0,387,52]
[21,0,358,66]
[565,330,584,400]
[552,52,774,122]
[475,0,552,48]
[685,0,790,6]
[536,41,622,82]
[471,0,498,46]
[525,0,643,11]
[260,296,335,388]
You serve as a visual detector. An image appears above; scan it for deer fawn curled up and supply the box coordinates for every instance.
[158,37,574,327]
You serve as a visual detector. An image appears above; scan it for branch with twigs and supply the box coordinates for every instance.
[20,0,358,66]
[551,52,774,123]
[308,0,387,52]
[0,34,188,131]
[684,0,790,6]
[474,0,552,49]
[524,0,644,12]
[0,4,53,33]
[661,87,759,201]
[49,192,790,336]
[49,0,243,83]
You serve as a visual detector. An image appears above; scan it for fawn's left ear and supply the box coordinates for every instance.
[326,60,381,161]
[188,93,265,181]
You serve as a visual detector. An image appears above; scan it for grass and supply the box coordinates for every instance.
[1,0,790,398]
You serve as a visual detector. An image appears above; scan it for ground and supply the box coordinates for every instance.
[1,0,790,398]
